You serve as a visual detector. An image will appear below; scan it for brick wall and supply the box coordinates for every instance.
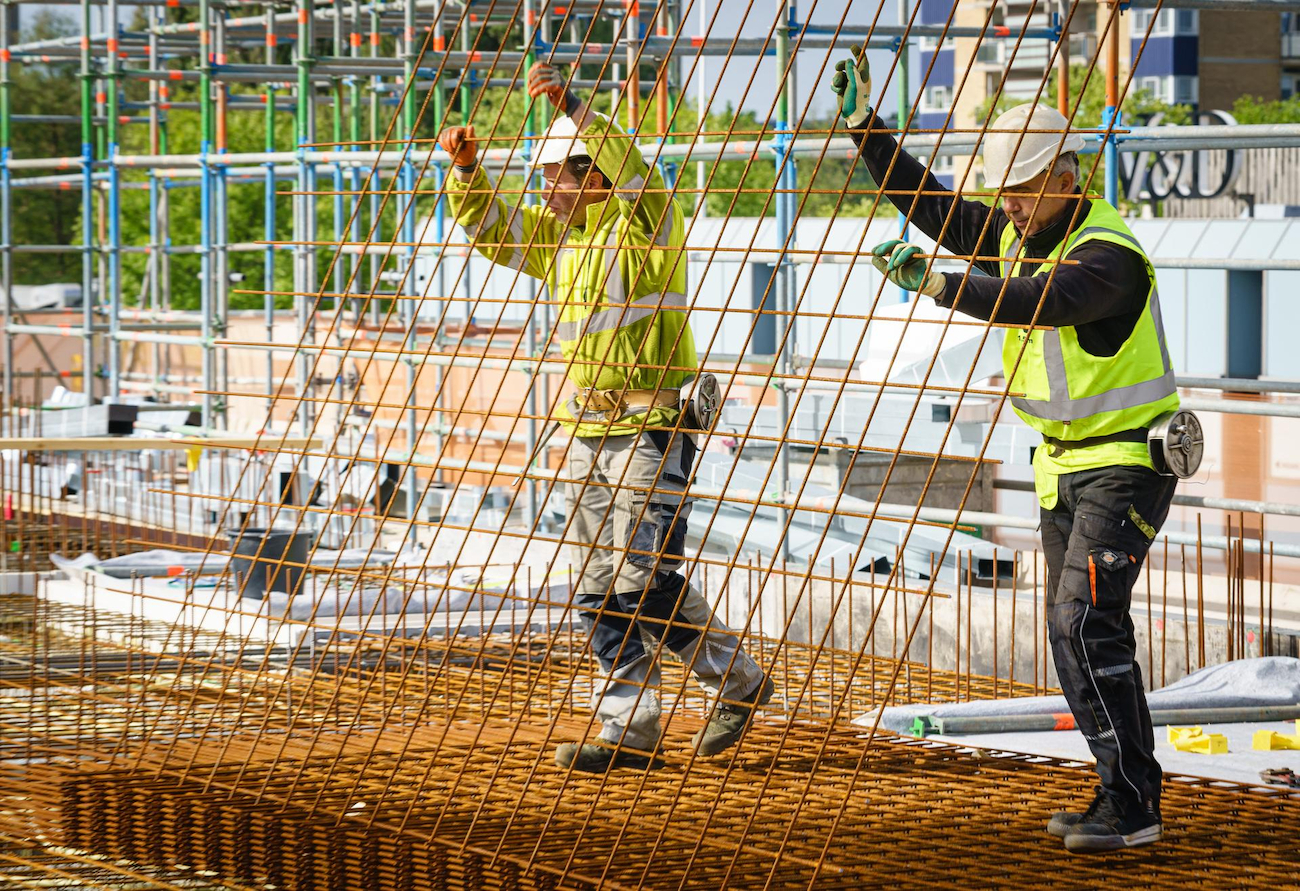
[1198,10,1281,110]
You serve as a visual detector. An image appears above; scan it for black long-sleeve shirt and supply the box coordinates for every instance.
[850,116,1149,357]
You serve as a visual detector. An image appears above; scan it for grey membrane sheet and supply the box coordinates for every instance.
[859,657,1300,734]
[51,547,398,578]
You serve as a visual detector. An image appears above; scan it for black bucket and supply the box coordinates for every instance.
[227,527,312,599]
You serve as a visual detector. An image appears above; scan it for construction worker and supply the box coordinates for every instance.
[832,49,1178,853]
[437,62,771,773]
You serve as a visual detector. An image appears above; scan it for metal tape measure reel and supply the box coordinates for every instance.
[1148,410,1204,479]
[680,373,721,431]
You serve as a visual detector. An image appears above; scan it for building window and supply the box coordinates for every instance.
[1134,8,1175,37]
[976,41,1004,65]
[1175,10,1197,34]
[921,84,953,111]
[1174,76,1198,105]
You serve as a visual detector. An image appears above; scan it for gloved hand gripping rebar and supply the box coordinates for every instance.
[871,239,946,298]
[832,45,873,129]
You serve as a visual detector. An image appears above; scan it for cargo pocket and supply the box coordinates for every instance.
[1087,546,1135,607]
[627,497,691,571]
[1070,508,1143,609]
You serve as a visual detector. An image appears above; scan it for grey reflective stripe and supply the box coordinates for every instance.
[493,212,528,272]
[1093,663,1133,678]
[1072,225,1143,253]
[1147,287,1174,374]
[554,291,686,342]
[603,225,626,304]
[654,215,674,248]
[615,172,647,204]
[1002,234,1023,277]
[462,199,500,238]
[1042,329,1071,405]
[1012,368,1176,422]
[464,198,532,273]
[1010,223,1177,423]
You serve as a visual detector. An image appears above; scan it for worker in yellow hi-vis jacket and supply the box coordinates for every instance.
[437,63,770,773]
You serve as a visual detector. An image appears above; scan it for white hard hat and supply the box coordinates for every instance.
[530,116,585,168]
[982,103,1087,189]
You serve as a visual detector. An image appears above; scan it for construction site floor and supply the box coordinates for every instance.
[2,593,1298,889]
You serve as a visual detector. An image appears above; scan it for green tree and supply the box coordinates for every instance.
[1229,94,1300,124]
[8,13,83,286]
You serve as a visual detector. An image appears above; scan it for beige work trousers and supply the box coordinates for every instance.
[566,429,765,750]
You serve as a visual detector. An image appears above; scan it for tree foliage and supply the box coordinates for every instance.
[1228,94,1300,124]
[8,13,84,286]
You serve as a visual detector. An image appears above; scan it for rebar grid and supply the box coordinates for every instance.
[3,594,1299,890]
[3,0,1300,887]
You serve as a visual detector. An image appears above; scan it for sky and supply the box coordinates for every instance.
[21,0,915,120]
[678,0,911,121]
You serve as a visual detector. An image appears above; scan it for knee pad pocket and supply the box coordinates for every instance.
[627,497,691,570]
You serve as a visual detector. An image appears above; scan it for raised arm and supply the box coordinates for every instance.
[438,125,563,281]
[528,62,678,247]
[832,46,1006,274]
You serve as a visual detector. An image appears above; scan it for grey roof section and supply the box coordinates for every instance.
[686,452,1010,582]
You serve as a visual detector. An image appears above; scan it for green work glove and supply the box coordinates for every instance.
[832,44,873,128]
[871,239,946,297]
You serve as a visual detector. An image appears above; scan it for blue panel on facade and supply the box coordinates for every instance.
[917,50,954,85]
[1132,35,1198,76]
[913,112,951,131]
[930,48,954,83]
[919,0,955,23]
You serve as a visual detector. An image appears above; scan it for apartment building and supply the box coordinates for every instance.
[911,0,1111,186]
[910,1,1298,188]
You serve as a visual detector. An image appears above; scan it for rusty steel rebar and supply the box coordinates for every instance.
[2,1,1298,889]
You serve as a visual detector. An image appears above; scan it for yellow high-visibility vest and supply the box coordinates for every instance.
[999,199,1179,507]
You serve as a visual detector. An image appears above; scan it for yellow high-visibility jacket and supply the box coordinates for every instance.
[446,106,695,438]
[1000,198,1179,508]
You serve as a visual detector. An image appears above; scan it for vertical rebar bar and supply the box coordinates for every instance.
[80,0,96,402]
[199,0,215,428]
[106,0,122,402]
[1103,0,1120,206]
[0,1,10,406]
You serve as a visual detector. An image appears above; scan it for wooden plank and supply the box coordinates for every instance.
[0,435,322,452]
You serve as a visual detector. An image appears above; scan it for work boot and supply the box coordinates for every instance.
[554,741,663,773]
[1047,788,1106,838]
[691,676,775,757]
[1063,791,1162,854]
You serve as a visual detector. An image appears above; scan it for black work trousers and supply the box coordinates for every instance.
[1041,464,1177,809]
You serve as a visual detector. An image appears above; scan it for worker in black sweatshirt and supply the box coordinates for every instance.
[833,46,1184,855]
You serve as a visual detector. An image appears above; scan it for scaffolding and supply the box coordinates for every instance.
[3,0,1300,887]
[4,0,1300,476]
